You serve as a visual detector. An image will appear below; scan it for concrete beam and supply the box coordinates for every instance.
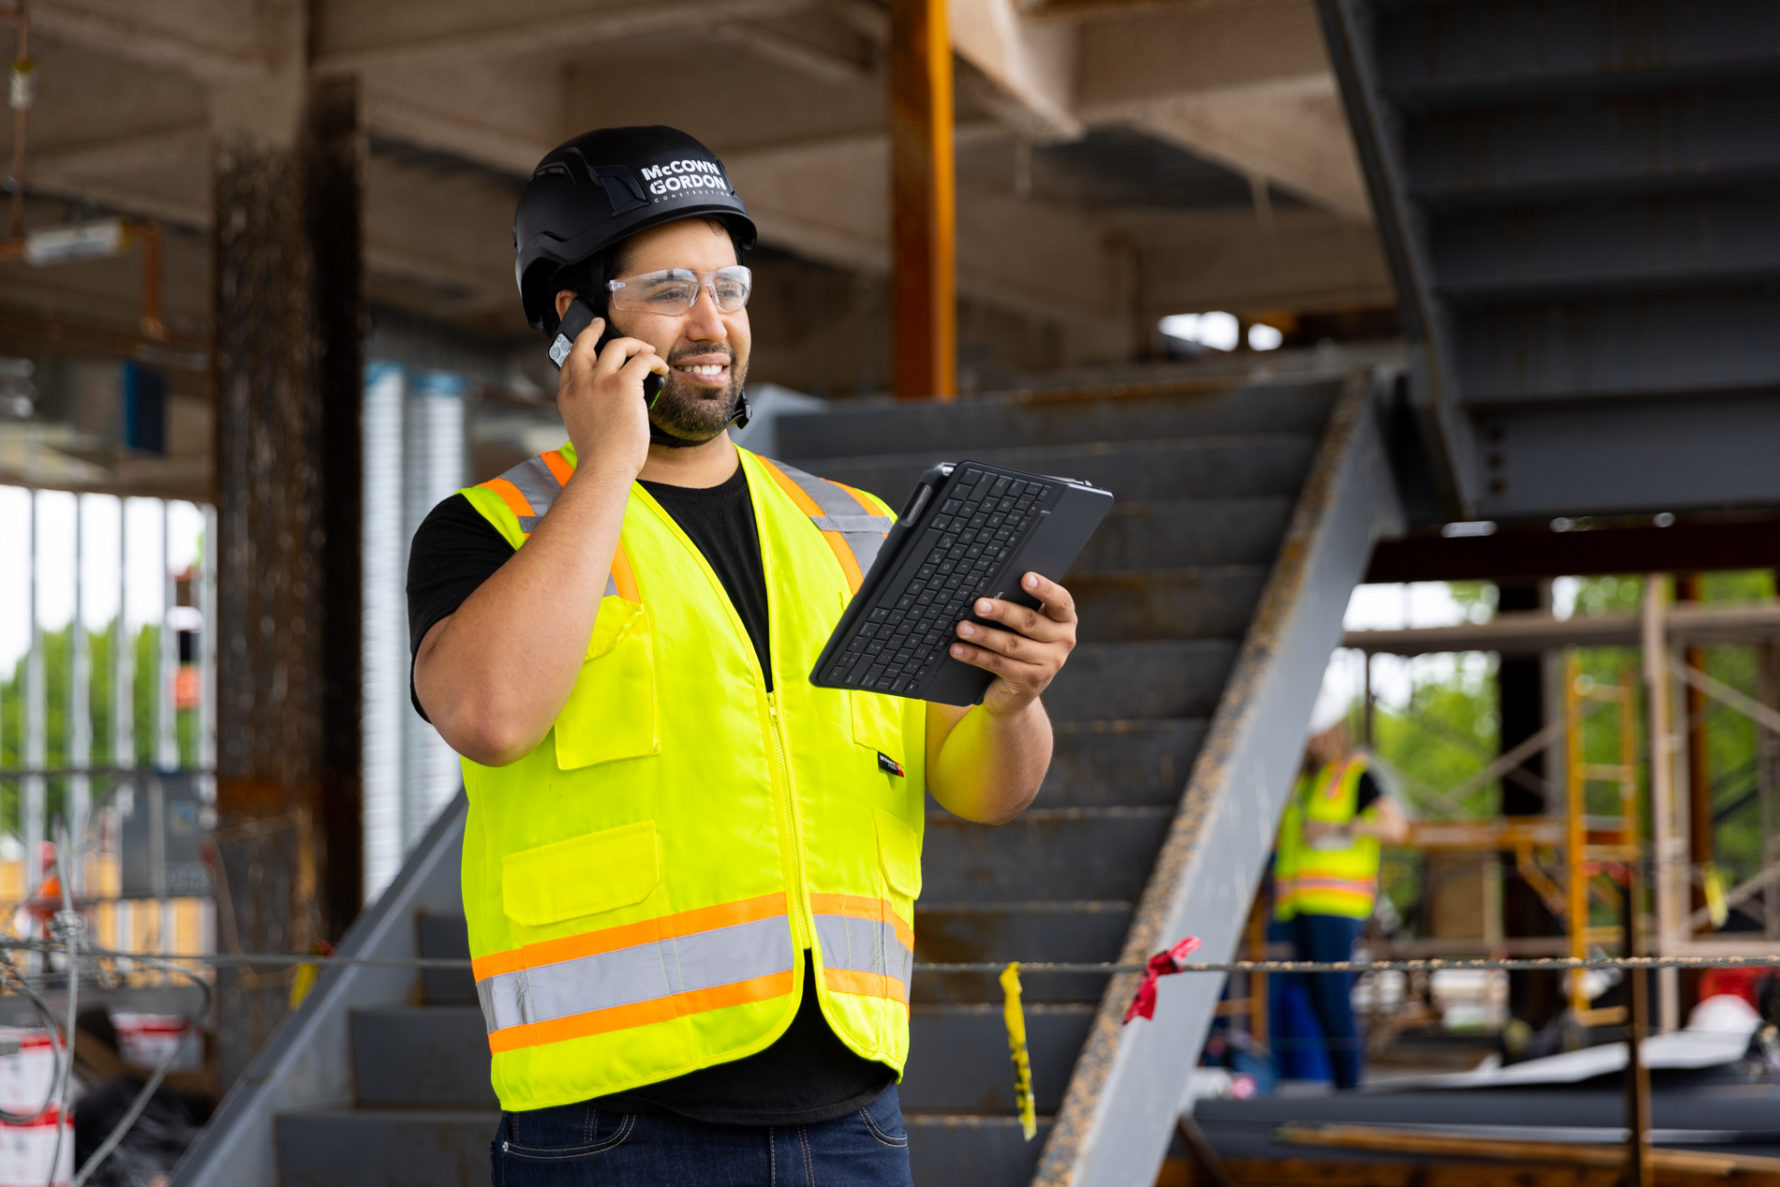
[360,154,518,306]
[0,35,209,156]
[1127,82,1371,222]
[1073,0,1328,108]
[27,0,264,80]
[1074,0,1368,221]
[708,13,876,86]
[950,0,1083,140]
[729,137,1123,327]
[310,0,803,73]
[32,125,211,183]
[561,46,890,162]
[359,57,565,176]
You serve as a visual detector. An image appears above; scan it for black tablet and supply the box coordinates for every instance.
[810,460,1113,706]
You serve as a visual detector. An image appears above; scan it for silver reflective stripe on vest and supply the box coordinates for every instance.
[476,915,795,1035]
[495,452,623,599]
[769,459,893,576]
[811,514,891,534]
[814,913,913,992]
[500,454,565,537]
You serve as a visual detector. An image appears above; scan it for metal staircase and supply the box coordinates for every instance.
[171,371,1403,1187]
[1318,0,1780,521]
[788,375,1402,1185]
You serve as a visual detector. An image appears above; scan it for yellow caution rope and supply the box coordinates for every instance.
[1000,961,1037,1141]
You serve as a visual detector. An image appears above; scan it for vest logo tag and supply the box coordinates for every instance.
[877,753,904,778]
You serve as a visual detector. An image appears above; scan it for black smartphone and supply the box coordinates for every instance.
[548,296,665,405]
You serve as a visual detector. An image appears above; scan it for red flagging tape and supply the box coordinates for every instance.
[1122,936,1203,1024]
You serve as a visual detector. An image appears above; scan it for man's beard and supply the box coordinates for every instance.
[648,348,747,448]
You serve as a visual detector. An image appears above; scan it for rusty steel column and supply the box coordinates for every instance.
[211,73,364,1088]
[889,0,956,401]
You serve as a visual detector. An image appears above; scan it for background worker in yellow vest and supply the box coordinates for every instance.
[1275,717,1407,1090]
[406,127,1081,1186]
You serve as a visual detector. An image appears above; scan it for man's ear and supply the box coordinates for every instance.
[554,290,580,322]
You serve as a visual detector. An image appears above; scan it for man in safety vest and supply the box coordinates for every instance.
[407,126,1079,1185]
[1272,720,1406,1090]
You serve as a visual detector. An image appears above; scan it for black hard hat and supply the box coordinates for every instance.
[514,126,758,330]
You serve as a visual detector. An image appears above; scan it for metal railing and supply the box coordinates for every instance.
[0,485,217,982]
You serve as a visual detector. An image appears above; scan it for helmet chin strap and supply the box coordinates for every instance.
[647,387,750,449]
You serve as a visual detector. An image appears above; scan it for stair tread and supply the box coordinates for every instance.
[776,377,1338,457]
[795,431,1315,473]
[903,1006,1095,1112]
[1044,638,1237,722]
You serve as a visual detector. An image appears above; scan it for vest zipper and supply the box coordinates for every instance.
[632,469,815,959]
[767,692,813,952]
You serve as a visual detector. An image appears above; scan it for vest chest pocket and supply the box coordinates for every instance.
[554,598,659,771]
[850,690,907,774]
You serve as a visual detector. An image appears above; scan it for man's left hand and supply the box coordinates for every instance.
[950,572,1077,718]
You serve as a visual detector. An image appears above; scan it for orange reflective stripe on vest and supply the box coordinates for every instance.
[754,458,891,593]
[810,894,914,1006]
[472,893,796,1054]
[479,451,636,599]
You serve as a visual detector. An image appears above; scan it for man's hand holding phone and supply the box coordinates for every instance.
[557,313,669,480]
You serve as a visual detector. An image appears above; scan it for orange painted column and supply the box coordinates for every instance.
[889,0,957,401]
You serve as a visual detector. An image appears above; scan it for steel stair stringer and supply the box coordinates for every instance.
[1031,370,1405,1187]
[168,793,471,1187]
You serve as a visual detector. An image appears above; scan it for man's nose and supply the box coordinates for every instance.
[684,287,729,340]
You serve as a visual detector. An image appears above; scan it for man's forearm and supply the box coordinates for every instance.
[929,699,1053,825]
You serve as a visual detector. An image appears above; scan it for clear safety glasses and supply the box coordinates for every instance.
[606,265,753,316]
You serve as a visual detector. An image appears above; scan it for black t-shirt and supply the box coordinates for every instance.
[1354,770,1382,817]
[405,464,893,1124]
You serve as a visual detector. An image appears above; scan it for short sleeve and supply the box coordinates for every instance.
[407,493,516,719]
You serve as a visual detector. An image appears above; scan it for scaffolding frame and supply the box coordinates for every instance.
[1353,584,1780,1032]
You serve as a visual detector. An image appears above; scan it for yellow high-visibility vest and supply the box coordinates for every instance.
[453,443,927,1113]
[1287,755,1379,920]
[1272,776,1309,923]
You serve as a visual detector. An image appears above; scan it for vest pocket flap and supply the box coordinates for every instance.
[556,604,658,771]
[851,690,905,768]
[873,809,923,900]
[502,820,661,927]
[586,597,643,659]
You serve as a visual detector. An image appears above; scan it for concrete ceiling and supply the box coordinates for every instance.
[0,0,1391,378]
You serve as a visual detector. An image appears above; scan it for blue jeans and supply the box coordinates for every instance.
[490,1085,913,1186]
[1290,913,1365,1090]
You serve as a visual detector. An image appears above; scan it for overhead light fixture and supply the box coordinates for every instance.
[23,218,130,266]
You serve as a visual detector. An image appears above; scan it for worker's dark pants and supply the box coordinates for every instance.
[491,1083,913,1186]
[1290,913,1365,1090]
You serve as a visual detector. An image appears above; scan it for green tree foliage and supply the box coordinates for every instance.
[0,619,199,841]
[1364,571,1774,927]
